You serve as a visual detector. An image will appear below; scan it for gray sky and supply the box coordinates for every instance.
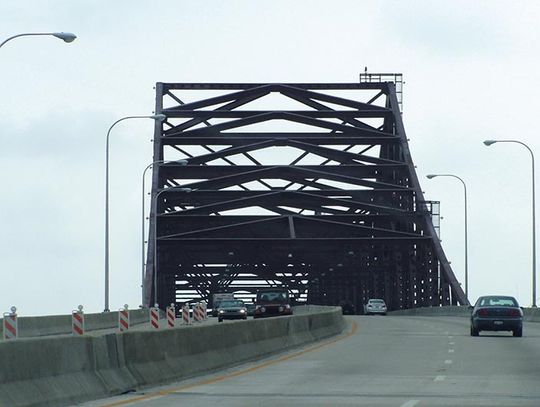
[1,1,539,315]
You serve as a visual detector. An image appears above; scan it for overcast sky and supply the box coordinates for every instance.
[1,1,539,315]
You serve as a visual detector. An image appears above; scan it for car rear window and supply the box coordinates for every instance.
[369,299,385,304]
[478,297,518,307]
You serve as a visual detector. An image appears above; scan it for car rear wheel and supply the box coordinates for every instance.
[470,325,479,336]
[218,318,223,323]
[513,327,523,337]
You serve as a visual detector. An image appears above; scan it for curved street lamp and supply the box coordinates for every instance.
[484,139,537,307]
[426,174,469,300]
[152,186,192,307]
[104,114,166,312]
[1,32,77,49]
[141,159,188,306]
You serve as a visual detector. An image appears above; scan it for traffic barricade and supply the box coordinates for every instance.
[119,304,130,332]
[194,302,203,323]
[3,306,18,340]
[150,305,160,330]
[182,304,191,325]
[71,305,85,336]
[166,304,175,328]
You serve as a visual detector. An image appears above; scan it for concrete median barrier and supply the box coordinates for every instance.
[0,306,344,407]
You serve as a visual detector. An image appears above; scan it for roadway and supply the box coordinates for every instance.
[82,315,540,407]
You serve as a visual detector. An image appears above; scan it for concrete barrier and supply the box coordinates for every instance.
[389,305,540,322]
[0,306,344,407]
[0,309,150,340]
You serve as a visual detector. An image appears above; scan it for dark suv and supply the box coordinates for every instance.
[253,288,293,318]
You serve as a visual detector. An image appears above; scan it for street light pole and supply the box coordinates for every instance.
[152,187,192,307]
[484,139,537,307]
[426,174,469,300]
[1,32,77,49]
[104,114,166,312]
[141,159,187,306]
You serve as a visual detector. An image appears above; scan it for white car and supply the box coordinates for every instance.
[364,299,387,315]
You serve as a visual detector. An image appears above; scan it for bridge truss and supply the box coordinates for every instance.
[144,80,468,311]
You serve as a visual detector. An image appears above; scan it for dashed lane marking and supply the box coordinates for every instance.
[444,359,453,364]
[448,349,454,353]
[434,375,446,382]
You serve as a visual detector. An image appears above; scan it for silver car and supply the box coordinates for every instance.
[217,300,248,322]
[364,299,387,315]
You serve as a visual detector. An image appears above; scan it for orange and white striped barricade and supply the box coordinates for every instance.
[150,305,160,330]
[194,302,203,323]
[166,304,175,328]
[118,304,130,332]
[71,305,85,336]
[3,306,18,340]
[182,305,191,325]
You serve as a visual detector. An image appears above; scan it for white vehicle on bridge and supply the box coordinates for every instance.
[364,299,387,315]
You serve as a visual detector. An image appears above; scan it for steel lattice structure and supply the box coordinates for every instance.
[144,79,468,311]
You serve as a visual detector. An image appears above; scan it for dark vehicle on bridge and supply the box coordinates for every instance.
[217,299,248,322]
[470,295,523,337]
[253,288,293,318]
[339,299,356,315]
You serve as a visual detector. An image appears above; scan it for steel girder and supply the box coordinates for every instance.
[144,81,468,311]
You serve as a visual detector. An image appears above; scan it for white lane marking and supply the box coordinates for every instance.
[434,375,446,382]
[400,400,420,407]
[448,336,454,339]
[448,349,454,353]
[444,359,453,364]
[449,341,455,345]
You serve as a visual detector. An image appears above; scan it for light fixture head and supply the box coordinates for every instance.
[426,174,438,179]
[483,140,497,146]
[151,114,167,121]
[52,32,77,43]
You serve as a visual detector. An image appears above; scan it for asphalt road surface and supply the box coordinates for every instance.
[83,315,540,407]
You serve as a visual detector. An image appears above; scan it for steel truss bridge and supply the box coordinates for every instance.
[144,77,468,311]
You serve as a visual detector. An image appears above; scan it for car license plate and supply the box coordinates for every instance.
[494,320,503,325]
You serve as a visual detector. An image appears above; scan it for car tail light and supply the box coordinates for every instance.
[508,309,521,317]
[478,309,489,316]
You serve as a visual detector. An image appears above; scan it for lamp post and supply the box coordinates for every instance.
[152,187,192,307]
[104,114,166,312]
[1,32,77,49]
[426,174,469,299]
[141,159,188,306]
[484,139,537,307]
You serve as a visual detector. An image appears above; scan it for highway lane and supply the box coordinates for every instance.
[83,315,540,407]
